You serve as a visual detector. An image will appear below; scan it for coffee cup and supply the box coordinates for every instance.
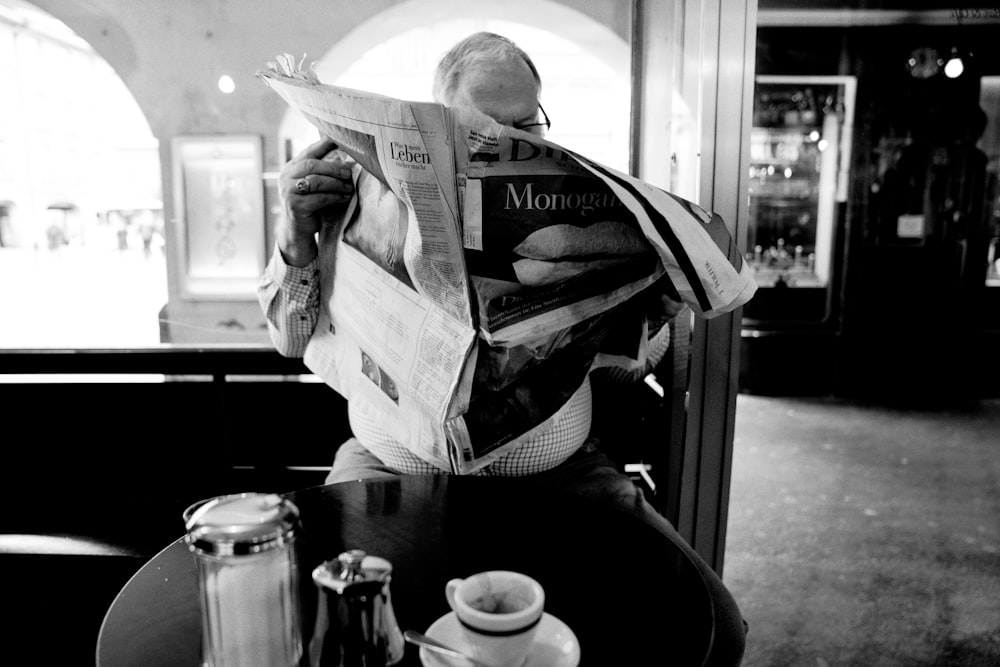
[445,570,545,667]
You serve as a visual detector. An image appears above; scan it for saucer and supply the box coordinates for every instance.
[418,611,580,667]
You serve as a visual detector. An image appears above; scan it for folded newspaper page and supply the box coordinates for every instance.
[258,54,756,473]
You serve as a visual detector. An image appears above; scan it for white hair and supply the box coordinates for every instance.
[432,31,542,105]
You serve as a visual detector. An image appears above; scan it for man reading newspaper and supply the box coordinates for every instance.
[258,32,750,663]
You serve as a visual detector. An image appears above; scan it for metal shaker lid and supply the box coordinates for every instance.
[312,549,393,594]
[184,492,300,557]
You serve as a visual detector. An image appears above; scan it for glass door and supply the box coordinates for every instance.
[747,4,1000,400]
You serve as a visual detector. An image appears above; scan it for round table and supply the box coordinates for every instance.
[97,475,713,666]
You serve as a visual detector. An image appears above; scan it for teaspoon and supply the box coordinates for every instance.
[403,629,488,666]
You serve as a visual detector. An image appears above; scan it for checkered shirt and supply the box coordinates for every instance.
[258,246,592,474]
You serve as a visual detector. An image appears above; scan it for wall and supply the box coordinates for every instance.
[29,0,630,342]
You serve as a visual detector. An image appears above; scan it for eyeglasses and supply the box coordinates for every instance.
[514,103,551,133]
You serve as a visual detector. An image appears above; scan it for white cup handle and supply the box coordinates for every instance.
[445,578,464,612]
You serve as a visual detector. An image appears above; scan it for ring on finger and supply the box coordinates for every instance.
[295,176,311,195]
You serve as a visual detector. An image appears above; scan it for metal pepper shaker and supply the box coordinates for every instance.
[183,492,303,667]
[309,549,405,666]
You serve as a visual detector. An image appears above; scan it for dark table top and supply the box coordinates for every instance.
[97,475,712,666]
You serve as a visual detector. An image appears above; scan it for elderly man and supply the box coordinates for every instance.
[259,32,746,664]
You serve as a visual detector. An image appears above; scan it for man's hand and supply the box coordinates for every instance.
[277,137,355,266]
[646,291,686,335]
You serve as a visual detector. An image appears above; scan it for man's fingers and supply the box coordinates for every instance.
[288,192,353,217]
[281,173,354,201]
[281,137,354,221]
[283,157,352,181]
[293,137,338,161]
[305,173,355,195]
[311,192,354,207]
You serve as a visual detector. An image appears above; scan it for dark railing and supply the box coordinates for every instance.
[1,345,349,549]
[0,346,310,376]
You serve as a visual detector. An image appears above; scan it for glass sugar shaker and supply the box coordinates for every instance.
[183,492,303,667]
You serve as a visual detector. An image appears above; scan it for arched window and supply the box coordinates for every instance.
[0,0,164,348]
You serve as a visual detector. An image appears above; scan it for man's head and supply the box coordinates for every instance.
[433,32,549,135]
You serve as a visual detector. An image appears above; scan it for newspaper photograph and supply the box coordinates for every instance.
[258,54,757,473]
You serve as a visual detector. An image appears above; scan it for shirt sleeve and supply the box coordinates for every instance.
[257,244,320,358]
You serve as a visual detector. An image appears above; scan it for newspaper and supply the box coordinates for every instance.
[258,54,757,474]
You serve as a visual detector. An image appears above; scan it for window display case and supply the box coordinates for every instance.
[982,77,1000,288]
[747,76,855,289]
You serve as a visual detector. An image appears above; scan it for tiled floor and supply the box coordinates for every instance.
[723,394,1000,667]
